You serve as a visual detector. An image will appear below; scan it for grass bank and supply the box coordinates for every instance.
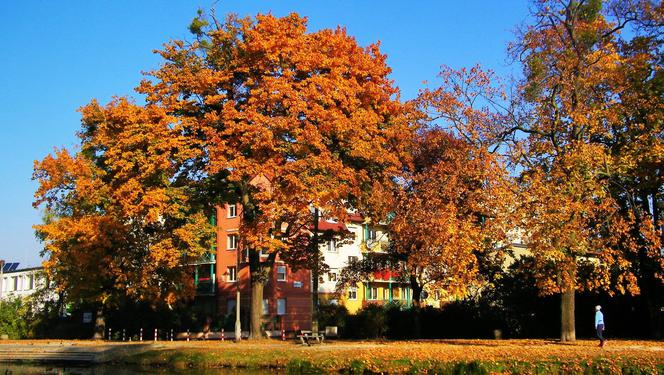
[112,339,663,374]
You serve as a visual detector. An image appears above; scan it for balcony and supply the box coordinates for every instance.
[193,253,216,296]
[360,240,388,253]
[195,278,215,296]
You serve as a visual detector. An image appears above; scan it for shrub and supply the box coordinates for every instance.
[0,297,29,338]
[345,304,388,338]
[319,303,348,334]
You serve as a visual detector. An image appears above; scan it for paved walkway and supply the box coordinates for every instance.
[0,341,162,363]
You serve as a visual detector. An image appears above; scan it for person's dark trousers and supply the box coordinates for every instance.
[596,324,605,347]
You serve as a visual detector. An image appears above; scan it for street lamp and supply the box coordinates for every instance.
[235,235,242,342]
[0,259,4,300]
[309,205,320,334]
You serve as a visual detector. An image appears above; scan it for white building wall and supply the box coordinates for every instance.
[0,268,46,300]
[319,221,364,294]
[318,221,389,295]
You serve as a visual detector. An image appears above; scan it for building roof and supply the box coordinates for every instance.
[317,220,348,232]
[2,266,43,274]
[347,212,365,223]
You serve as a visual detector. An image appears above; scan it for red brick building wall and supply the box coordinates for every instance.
[214,203,312,332]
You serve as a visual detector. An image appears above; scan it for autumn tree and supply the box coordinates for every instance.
[509,0,663,341]
[338,132,512,303]
[33,99,215,338]
[397,66,515,305]
[338,67,515,313]
[599,0,664,338]
[139,12,412,338]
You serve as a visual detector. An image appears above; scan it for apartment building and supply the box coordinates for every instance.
[0,266,45,301]
[189,202,313,332]
[317,216,413,313]
[189,187,413,331]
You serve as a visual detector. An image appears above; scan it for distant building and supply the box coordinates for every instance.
[317,216,413,313]
[210,202,313,332]
[190,195,414,332]
[0,266,46,301]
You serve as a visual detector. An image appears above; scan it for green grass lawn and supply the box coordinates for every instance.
[109,339,664,374]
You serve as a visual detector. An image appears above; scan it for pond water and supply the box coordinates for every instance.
[0,364,282,375]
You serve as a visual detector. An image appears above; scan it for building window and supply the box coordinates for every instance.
[12,277,18,291]
[227,234,238,250]
[393,287,401,299]
[262,299,269,315]
[327,239,337,252]
[348,287,357,300]
[227,204,237,218]
[277,266,287,281]
[348,256,358,264]
[227,266,237,282]
[28,275,34,290]
[368,286,378,300]
[277,299,286,315]
[383,288,390,300]
[328,272,337,282]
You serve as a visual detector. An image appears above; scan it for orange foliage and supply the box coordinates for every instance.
[389,128,514,300]
[135,12,413,335]
[34,98,215,307]
[510,0,663,297]
[139,13,411,254]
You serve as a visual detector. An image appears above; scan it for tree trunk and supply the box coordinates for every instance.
[648,192,663,338]
[410,275,423,308]
[92,306,105,340]
[635,192,662,339]
[409,275,423,339]
[560,289,576,342]
[248,247,275,340]
[249,275,265,339]
[638,258,663,339]
[241,189,268,340]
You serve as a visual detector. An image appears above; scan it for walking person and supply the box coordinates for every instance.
[595,305,606,348]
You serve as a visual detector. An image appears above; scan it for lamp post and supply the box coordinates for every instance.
[0,260,4,300]
[235,235,242,342]
[310,206,320,334]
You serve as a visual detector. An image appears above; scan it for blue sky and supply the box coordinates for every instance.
[0,0,529,267]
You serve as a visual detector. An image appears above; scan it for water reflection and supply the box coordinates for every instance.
[0,364,281,374]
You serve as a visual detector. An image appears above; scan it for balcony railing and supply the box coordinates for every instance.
[188,252,216,266]
[362,298,411,307]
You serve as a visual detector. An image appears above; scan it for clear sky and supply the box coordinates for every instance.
[0,0,529,267]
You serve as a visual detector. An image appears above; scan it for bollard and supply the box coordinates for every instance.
[154,328,158,342]
[170,328,174,342]
[122,329,126,342]
[221,328,225,341]
[186,329,190,342]
[281,329,285,341]
[140,328,143,341]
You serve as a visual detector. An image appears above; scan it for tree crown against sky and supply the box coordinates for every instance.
[1,1,529,267]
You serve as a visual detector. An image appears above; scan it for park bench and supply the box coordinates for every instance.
[297,330,325,346]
